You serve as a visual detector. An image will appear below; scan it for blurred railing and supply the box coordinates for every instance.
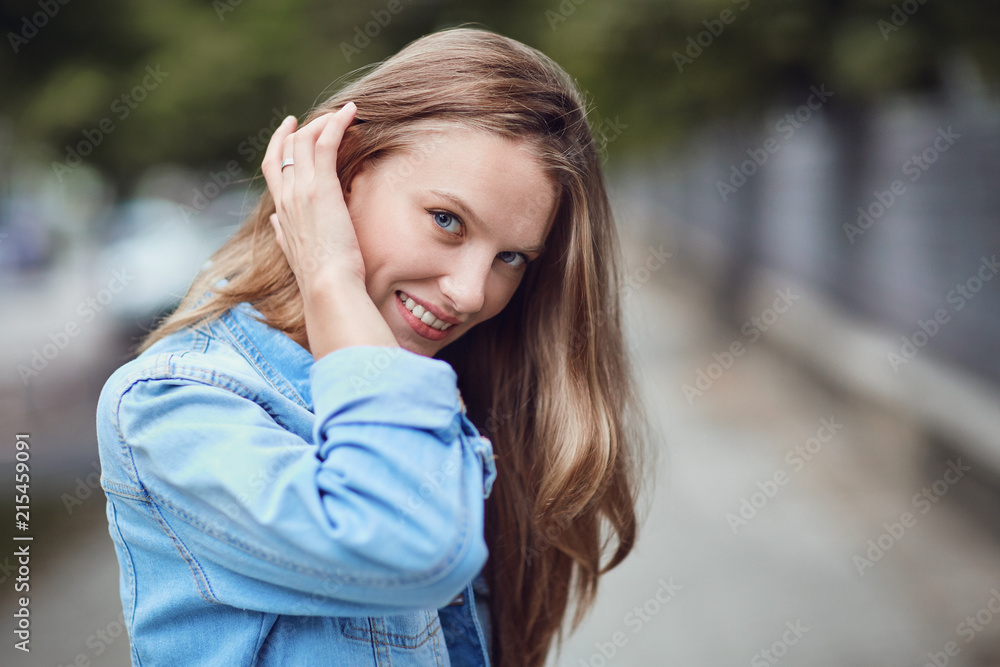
[617,84,1000,480]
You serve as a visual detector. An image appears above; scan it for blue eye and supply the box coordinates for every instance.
[430,209,528,269]
[498,251,527,268]
[431,211,461,234]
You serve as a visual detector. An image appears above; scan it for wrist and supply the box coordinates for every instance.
[298,266,366,302]
[299,273,399,360]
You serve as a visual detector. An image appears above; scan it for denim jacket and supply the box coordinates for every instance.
[96,293,498,666]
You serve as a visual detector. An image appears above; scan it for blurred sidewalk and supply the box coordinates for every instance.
[0,245,128,466]
[549,234,1000,666]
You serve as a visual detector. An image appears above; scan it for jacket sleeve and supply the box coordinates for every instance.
[106,344,495,616]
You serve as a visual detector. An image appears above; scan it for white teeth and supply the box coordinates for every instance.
[397,292,453,331]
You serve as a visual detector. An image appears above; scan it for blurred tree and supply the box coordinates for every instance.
[2,0,998,192]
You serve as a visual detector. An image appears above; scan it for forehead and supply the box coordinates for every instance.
[376,124,559,243]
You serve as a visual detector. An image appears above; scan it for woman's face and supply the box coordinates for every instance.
[344,124,558,357]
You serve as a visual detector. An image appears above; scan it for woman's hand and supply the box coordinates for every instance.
[262,103,366,289]
[261,103,399,358]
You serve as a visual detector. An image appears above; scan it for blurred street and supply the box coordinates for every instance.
[0,245,137,666]
[4,1,1000,665]
[550,233,1000,666]
[0,229,998,665]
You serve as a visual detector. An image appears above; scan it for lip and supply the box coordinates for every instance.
[395,292,455,341]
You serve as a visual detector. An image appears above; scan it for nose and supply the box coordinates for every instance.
[440,248,493,315]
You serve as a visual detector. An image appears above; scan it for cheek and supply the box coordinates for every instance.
[480,279,520,321]
[350,198,402,262]
[356,215,437,285]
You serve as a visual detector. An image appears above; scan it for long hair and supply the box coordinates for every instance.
[137,27,653,667]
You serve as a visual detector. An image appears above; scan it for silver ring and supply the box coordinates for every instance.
[280,158,294,170]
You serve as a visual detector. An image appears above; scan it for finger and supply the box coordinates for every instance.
[314,102,357,185]
[290,111,338,185]
[269,213,285,253]
[262,115,297,212]
[280,132,297,198]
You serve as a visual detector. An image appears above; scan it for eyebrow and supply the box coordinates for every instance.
[429,188,547,255]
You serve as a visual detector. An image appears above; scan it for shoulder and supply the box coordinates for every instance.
[104,323,251,394]
[95,317,306,489]
[97,317,293,436]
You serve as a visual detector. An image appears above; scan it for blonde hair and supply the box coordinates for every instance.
[138,27,652,667]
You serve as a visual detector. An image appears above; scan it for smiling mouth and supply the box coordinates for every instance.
[397,291,455,331]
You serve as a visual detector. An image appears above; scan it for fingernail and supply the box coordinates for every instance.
[282,115,295,126]
[343,101,356,112]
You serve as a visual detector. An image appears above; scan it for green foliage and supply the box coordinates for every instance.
[2,0,998,187]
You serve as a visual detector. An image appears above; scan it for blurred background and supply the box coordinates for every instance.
[2,0,1000,664]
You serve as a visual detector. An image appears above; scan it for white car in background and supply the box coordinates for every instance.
[97,194,246,325]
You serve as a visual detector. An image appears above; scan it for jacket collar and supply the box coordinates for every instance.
[204,280,315,411]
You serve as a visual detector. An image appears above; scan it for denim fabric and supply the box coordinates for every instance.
[96,295,497,666]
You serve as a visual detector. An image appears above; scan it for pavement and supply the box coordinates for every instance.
[548,235,1000,666]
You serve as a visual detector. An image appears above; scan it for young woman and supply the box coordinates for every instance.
[97,27,651,666]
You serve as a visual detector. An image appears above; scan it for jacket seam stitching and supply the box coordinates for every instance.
[345,613,441,647]
[430,609,446,667]
[116,363,470,589]
[112,356,222,604]
[112,350,475,596]
[150,484,463,589]
[250,613,273,666]
[217,310,308,409]
[467,577,491,666]
[117,359,296,432]
[108,499,139,630]
[101,479,146,500]
[144,496,219,604]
